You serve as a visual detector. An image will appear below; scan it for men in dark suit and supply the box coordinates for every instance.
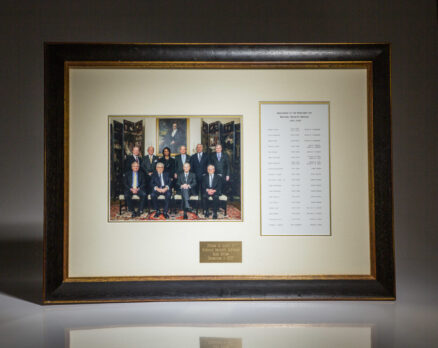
[149,162,172,219]
[123,161,147,218]
[164,121,185,154]
[125,146,144,173]
[176,162,197,219]
[174,145,191,180]
[141,146,159,190]
[208,144,230,182]
[189,143,208,194]
[202,164,222,219]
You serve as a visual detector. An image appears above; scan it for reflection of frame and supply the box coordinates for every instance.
[49,324,374,348]
[44,43,394,303]
[157,117,189,155]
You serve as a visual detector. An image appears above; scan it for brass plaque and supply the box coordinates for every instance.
[200,337,242,348]
[200,241,242,263]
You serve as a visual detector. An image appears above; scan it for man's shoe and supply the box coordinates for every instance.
[212,214,218,220]
[204,210,209,217]
[131,212,137,218]
[183,212,188,219]
[163,213,170,219]
[154,211,161,218]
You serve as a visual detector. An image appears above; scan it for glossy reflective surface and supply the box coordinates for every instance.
[0,282,437,348]
[0,0,437,347]
[68,325,372,348]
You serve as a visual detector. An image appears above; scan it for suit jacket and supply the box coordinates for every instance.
[174,154,191,176]
[150,171,172,191]
[202,174,222,196]
[190,152,209,179]
[208,152,230,177]
[141,154,159,174]
[123,170,147,191]
[125,155,144,173]
[176,171,197,191]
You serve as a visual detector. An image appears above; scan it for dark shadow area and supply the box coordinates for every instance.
[0,225,43,305]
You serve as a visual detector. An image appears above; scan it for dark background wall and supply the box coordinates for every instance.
[0,0,436,347]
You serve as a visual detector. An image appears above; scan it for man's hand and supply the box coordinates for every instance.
[207,188,216,195]
[226,176,230,181]
[174,173,177,179]
[162,187,168,193]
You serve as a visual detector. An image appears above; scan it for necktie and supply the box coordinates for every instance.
[209,174,213,187]
[198,153,201,162]
[135,156,139,163]
[133,172,138,189]
[185,173,188,182]
[218,153,221,161]
[149,156,152,164]
[160,174,164,187]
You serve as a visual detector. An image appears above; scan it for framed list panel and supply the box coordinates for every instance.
[260,102,331,236]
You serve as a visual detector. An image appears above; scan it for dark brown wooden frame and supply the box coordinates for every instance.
[44,43,394,303]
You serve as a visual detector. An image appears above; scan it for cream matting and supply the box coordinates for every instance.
[69,68,370,277]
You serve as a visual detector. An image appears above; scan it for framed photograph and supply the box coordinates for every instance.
[109,115,242,221]
[44,43,394,303]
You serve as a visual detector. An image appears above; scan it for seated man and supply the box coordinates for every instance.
[202,164,222,219]
[176,162,197,219]
[150,162,172,219]
[123,161,147,218]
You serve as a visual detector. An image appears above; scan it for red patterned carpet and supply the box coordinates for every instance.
[110,201,242,221]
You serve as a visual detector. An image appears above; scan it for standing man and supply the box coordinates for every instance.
[150,162,172,219]
[125,145,143,172]
[176,162,197,219]
[202,164,222,219]
[208,144,230,182]
[189,143,208,195]
[141,145,158,182]
[123,161,147,218]
[174,145,191,180]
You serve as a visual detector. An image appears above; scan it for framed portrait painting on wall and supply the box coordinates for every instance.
[157,117,188,155]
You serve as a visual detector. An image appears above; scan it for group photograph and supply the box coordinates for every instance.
[109,115,242,221]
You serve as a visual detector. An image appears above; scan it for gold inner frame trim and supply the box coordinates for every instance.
[66,61,371,69]
[63,60,375,283]
[45,295,393,304]
[64,274,375,282]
